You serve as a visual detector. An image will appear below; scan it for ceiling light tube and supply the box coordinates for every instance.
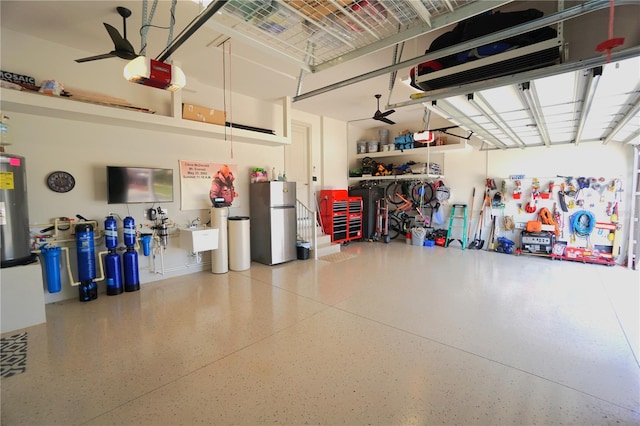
[428,100,507,149]
[437,99,505,148]
[621,128,640,145]
[467,93,527,149]
[519,82,551,146]
[603,96,640,145]
[574,67,602,146]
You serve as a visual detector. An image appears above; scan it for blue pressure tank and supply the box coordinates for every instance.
[104,251,123,295]
[123,247,139,292]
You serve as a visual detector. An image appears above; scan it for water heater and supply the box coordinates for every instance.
[0,153,36,267]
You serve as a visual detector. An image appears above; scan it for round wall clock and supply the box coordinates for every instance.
[46,171,75,193]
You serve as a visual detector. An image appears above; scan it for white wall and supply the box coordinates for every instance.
[1,25,347,303]
[320,116,348,189]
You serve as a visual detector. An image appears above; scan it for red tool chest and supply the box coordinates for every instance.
[319,190,363,243]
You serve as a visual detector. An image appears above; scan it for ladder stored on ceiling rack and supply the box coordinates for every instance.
[627,145,640,270]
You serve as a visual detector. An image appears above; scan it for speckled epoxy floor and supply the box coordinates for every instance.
[1,242,639,425]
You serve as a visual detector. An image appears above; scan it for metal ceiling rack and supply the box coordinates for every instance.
[208,0,498,72]
[195,0,640,148]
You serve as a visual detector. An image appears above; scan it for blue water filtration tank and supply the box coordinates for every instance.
[123,247,140,292]
[105,216,118,250]
[140,234,152,256]
[75,223,96,283]
[123,216,136,247]
[104,251,123,295]
[41,246,62,293]
[76,223,97,302]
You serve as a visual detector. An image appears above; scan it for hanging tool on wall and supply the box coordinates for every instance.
[487,215,497,251]
[467,187,476,244]
[469,190,489,249]
[553,202,563,238]
[558,183,568,212]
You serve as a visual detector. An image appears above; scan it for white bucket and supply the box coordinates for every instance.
[411,227,427,246]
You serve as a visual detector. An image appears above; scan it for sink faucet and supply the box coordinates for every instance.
[189,217,200,228]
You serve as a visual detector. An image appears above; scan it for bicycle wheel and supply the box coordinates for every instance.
[386,181,406,205]
[387,215,402,240]
[411,182,435,204]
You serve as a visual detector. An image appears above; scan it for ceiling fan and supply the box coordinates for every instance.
[75,6,137,63]
[372,94,396,125]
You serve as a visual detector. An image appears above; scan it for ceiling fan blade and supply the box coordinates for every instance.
[378,117,396,125]
[374,109,395,119]
[75,52,117,63]
[103,22,135,55]
[115,50,139,60]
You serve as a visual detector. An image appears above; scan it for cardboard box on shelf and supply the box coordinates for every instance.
[182,103,225,125]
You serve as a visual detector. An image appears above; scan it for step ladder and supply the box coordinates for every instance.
[628,145,640,270]
[446,204,468,249]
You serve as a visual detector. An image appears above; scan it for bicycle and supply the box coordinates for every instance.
[386,193,429,240]
[386,179,435,206]
[387,209,414,240]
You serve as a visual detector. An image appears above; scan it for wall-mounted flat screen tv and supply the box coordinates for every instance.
[107,166,174,204]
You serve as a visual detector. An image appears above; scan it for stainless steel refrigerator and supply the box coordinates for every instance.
[249,181,297,265]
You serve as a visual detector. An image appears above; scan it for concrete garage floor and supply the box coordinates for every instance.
[1,241,638,425]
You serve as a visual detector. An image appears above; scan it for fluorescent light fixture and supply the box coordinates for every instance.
[467,93,526,149]
[603,97,640,144]
[428,100,506,149]
[519,82,551,146]
[574,67,602,145]
[124,57,186,92]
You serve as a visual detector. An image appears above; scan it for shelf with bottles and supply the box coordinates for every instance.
[353,139,467,160]
[349,148,447,182]
[348,173,444,183]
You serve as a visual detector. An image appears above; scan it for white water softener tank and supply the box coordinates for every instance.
[210,207,228,274]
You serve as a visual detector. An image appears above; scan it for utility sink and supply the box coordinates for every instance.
[179,227,219,253]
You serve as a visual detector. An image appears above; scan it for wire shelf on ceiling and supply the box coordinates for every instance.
[213,0,478,69]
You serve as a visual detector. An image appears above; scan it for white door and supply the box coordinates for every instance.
[285,123,310,209]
